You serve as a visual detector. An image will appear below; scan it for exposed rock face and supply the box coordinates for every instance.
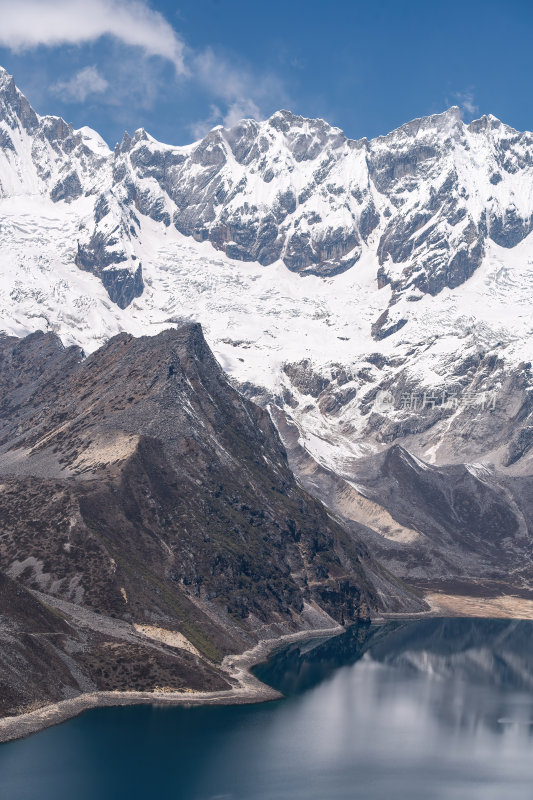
[2,66,533,316]
[0,326,424,715]
[75,236,144,309]
[98,109,533,306]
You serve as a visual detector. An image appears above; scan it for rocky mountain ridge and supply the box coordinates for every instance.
[1,66,532,474]
[1,65,532,605]
[2,66,533,319]
[0,324,422,718]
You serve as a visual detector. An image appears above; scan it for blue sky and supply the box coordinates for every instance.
[0,0,531,146]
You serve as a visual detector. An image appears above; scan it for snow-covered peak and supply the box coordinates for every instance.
[1,66,532,313]
[0,65,11,86]
[375,105,463,143]
[77,126,111,157]
[0,67,39,135]
[1,64,533,479]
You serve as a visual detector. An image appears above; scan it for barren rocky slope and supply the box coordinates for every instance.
[0,569,228,719]
[276,409,533,593]
[0,325,420,718]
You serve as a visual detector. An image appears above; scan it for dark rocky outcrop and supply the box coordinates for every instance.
[75,234,144,309]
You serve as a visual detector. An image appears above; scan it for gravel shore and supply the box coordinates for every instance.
[0,626,343,744]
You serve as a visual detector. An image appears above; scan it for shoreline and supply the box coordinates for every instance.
[0,625,343,745]
[3,590,532,746]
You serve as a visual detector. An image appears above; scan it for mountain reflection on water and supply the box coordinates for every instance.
[2,618,533,800]
[256,618,533,737]
[256,617,533,698]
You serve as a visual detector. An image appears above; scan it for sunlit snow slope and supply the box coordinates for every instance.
[1,66,532,478]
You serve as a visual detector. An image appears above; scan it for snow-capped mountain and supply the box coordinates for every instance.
[1,64,532,497]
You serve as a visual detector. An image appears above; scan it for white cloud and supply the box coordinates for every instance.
[0,0,186,73]
[453,90,478,117]
[189,98,263,139]
[0,1,290,138]
[188,105,222,140]
[193,48,286,108]
[223,99,261,128]
[189,48,288,136]
[53,66,109,102]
